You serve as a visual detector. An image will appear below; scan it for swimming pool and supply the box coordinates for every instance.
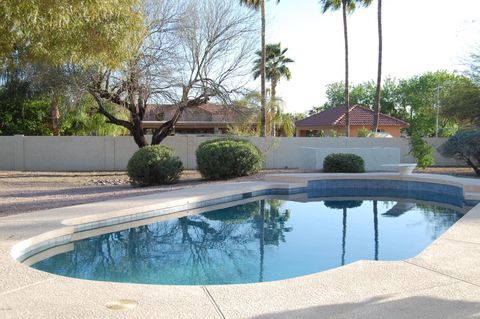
[30,196,464,285]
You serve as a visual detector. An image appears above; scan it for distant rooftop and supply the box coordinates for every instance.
[144,103,252,123]
[296,105,409,127]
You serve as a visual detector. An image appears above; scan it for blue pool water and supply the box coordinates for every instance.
[31,198,464,285]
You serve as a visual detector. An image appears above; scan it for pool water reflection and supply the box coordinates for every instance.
[31,198,464,285]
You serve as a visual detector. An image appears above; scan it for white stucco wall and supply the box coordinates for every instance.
[0,135,466,171]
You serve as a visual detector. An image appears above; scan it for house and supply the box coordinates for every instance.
[142,103,253,134]
[295,105,409,137]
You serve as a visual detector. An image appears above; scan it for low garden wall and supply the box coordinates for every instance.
[0,135,465,171]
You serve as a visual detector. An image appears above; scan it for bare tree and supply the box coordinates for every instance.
[89,0,257,147]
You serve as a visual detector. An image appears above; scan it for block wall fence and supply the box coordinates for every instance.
[0,135,465,171]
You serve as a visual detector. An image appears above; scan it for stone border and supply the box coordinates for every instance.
[1,173,480,318]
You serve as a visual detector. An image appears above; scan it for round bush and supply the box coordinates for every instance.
[127,145,183,186]
[323,153,365,173]
[196,138,263,180]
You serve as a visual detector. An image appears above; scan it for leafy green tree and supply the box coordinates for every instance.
[311,72,466,137]
[440,48,480,128]
[309,78,401,118]
[29,64,90,135]
[0,0,144,67]
[1,0,143,136]
[319,0,372,137]
[441,78,480,128]
[60,95,129,136]
[240,0,281,137]
[0,78,51,135]
[400,71,466,137]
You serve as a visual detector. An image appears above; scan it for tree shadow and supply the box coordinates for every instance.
[250,294,480,319]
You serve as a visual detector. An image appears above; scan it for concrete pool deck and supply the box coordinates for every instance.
[1,173,480,318]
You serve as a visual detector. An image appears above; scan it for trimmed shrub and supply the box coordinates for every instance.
[127,145,183,186]
[439,130,480,176]
[323,153,365,173]
[196,138,263,180]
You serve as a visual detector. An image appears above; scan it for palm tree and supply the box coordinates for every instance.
[240,0,281,137]
[319,0,371,137]
[373,0,382,133]
[254,43,294,103]
[253,43,294,135]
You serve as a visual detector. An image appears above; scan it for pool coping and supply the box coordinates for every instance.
[1,173,480,318]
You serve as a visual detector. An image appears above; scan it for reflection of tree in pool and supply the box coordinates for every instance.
[203,201,260,223]
[33,199,294,284]
[34,216,259,284]
[250,199,292,281]
[324,200,363,266]
[415,204,463,239]
[254,199,292,246]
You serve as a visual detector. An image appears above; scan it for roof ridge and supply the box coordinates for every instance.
[339,104,409,126]
[333,105,356,125]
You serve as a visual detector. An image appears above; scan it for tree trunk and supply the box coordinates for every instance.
[466,157,480,176]
[50,94,60,136]
[271,77,277,137]
[342,0,350,137]
[260,0,267,137]
[373,0,383,133]
[151,107,183,145]
[132,115,148,148]
[151,96,208,145]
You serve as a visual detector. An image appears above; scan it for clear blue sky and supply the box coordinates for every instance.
[254,0,479,113]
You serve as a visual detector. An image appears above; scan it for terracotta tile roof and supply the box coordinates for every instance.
[296,105,409,127]
[144,103,252,123]
[197,103,226,113]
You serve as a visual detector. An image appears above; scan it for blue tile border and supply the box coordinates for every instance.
[306,179,465,207]
[75,181,467,235]
[465,199,480,207]
[72,179,472,235]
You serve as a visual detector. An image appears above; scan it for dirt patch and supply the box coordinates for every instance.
[416,166,478,178]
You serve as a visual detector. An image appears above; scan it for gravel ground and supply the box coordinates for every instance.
[0,169,311,217]
[0,167,476,217]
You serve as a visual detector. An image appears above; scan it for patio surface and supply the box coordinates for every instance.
[1,173,480,318]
